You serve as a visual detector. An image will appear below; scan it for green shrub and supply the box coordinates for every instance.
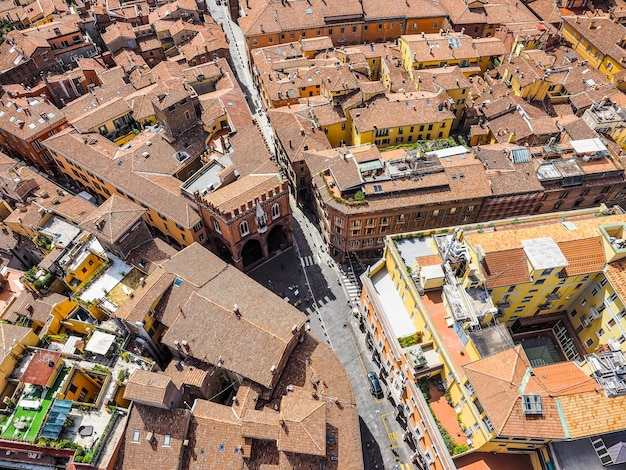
[399,332,422,348]
[92,364,110,374]
[33,273,54,290]
[82,455,93,464]
[429,405,456,455]
[74,455,83,463]
[418,378,430,401]
[453,444,469,455]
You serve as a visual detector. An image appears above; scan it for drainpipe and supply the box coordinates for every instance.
[133,321,165,363]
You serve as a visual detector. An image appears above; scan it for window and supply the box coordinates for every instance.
[271,203,280,219]
[193,222,202,232]
[163,434,171,447]
[212,219,221,233]
[522,394,543,415]
[607,62,614,71]
[352,26,357,32]
[597,328,605,339]
[132,430,140,442]
[483,417,494,432]
[32,140,45,151]
[541,268,552,277]
[585,338,594,348]
[591,288,598,296]
[239,220,249,237]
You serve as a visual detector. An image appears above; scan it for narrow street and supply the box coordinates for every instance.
[205,3,416,466]
[249,201,415,470]
[205,0,275,153]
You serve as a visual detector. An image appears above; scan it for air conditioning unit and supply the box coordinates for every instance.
[589,308,601,320]
[581,316,592,328]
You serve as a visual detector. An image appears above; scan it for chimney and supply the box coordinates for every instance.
[233,304,241,317]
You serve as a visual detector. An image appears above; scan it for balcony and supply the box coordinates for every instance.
[405,342,443,379]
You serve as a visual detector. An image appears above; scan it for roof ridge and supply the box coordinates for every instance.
[192,291,289,345]
[295,405,325,453]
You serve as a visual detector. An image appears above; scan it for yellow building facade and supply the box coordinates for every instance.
[360,206,626,467]
[560,17,626,90]
[49,146,203,248]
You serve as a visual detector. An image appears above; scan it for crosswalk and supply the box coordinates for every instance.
[341,267,361,304]
[300,255,317,267]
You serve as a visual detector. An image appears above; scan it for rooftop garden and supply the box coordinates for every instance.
[419,377,469,456]
[0,368,68,442]
[105,268,144,306]
[398,331,423,348]
[380,135,468,153]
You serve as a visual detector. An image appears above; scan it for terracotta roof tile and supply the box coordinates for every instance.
[116,404,191,470]
[124,370,177,407]
[559,237,605,276]
[278,391,326,456]
[79,194,146,245]
[20,349,61,386]
[202,174,283,214]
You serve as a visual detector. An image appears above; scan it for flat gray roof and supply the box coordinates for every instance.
[521,237,568,270]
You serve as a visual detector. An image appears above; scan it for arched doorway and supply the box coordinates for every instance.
[241,238,263,269]
[212,238,232,263]
[267,225,286,254]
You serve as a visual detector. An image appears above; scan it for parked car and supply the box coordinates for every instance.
[368,371,384,398]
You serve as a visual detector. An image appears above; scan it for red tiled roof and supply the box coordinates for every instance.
[20,349,61,386]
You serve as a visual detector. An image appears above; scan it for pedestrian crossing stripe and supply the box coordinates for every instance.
[300,255,315,267]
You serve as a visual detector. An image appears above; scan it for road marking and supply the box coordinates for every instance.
[347,320,368,375]
[381,413,401,449]
[300,255,315,267]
